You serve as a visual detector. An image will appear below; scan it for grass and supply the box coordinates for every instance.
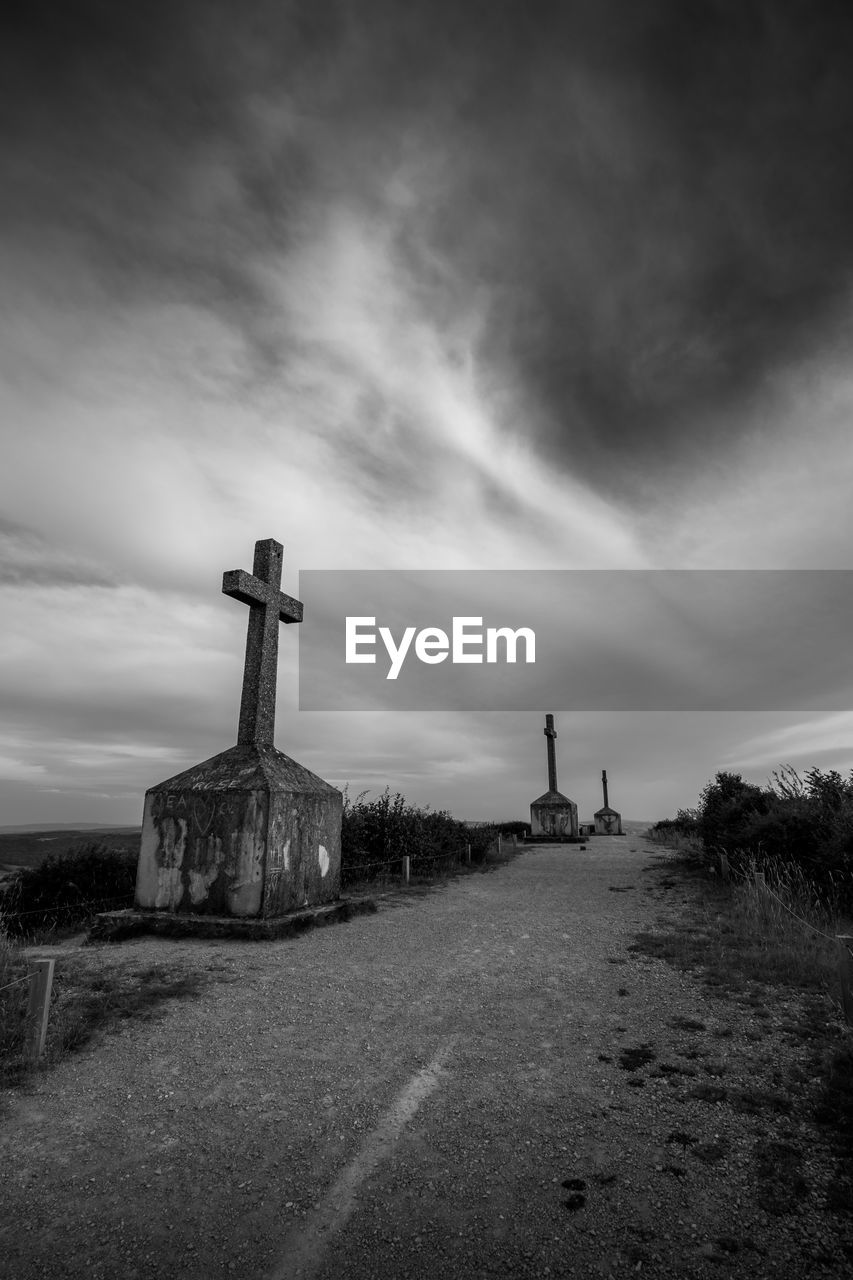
[638,832,853,998]
[636,832,853,1237]
[0,921,214,1093]
[0,926,31,1082]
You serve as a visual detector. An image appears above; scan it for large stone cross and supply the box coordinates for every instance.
[544,713,558,793]
[222,539,303,747]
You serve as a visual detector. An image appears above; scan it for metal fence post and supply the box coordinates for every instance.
[465,843,471,865]
[25,958,55,1063]
[402,855,410,884]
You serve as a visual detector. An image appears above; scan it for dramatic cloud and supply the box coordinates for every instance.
[2,1,853,824]
[7,1,853,485]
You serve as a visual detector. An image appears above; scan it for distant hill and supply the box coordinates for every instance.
[0,822,138,833]
[0,827,141,873]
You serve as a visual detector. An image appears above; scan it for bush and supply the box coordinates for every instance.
[1,843,137,938]
[656,765,853,912]
[649,810,700,840]
[494,820,531,839]
[341,788,498,882]
[697,771,769,853]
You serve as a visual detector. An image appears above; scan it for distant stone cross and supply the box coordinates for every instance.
[602,769,609,808]
[544,713,558,793]
[222,539,303,747]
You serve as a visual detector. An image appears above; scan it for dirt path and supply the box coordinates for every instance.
[0,839,848,1278]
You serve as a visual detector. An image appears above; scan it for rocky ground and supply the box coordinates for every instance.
[1,837,850,1279]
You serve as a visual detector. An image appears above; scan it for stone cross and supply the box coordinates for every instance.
[544,713,558,793]
[222,539,303,747]
[602,769,609,808]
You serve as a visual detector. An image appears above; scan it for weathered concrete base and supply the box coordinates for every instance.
[594,806,624,835]
[135,744,342,918]
[523,835,586,845]
[530,789,579,840]
[86,896,376,944]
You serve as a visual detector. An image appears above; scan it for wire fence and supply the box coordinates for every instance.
[342,848,469,877]
[2,894,135,919]
[0,974,30,995]
[0,832,512,943]
[757,880,837,943]
[0,845,493,929]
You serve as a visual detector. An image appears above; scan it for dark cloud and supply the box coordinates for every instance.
[5,0,853,491]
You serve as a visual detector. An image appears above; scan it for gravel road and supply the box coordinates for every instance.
[1,838,849,1279]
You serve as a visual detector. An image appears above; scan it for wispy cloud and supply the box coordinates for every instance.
[2,3,853,825]
[0,518,117,588]
[724,712,853,773]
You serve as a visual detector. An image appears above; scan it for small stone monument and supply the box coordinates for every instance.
[529,714,579,841]
[134,539,342,918]
[594,769,624,835]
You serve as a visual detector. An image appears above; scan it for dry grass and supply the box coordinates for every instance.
[0,920,212,1091]
[641,829,853,995]
[634,843,853,1232]
[0,923,30,1082]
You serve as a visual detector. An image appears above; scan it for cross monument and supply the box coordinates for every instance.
[594,766,624,835]
[529,712,579,841]
[134,536,342,919]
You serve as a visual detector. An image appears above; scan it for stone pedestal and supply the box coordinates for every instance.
[529,789,579,841]
[135,744,342,918]
[594,805,624,835]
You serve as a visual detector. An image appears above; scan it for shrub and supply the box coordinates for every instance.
[657,765,853,912]
[1,843,137,938]
[340,788,498,882]
[494,820,531,839]
[697,771,769,854]
[650,810,700,840]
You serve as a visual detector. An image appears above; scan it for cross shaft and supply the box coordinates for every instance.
[544,713,558,793]
[222,539,302,747]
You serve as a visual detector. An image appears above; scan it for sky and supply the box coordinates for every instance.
[3,0,853,828]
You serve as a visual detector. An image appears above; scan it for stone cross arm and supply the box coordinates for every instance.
[221,569,303,625]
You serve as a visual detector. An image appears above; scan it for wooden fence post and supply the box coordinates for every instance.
[513,834,518,847]
[719,852,730,883]
[402,855,410,884]
[465,843,471,865]
[497,833,502,854]
[837,937,853,1026]
[25,958,55,1063]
